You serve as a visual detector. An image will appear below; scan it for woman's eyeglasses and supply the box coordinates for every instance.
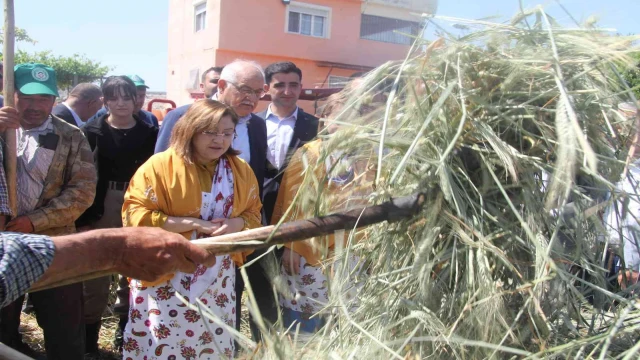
[202,130,236,140]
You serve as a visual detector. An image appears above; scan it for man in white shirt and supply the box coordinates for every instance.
[51,83,103,127]
[256,61,319,223]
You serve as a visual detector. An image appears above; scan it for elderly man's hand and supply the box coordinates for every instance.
[6,216,34,233]
[112,227,216,282]
[0,106,21,132]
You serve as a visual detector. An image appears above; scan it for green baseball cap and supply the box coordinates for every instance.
[14,63,59,97]
[127,75,149,89]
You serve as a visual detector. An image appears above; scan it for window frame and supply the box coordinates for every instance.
[359,14,421,45]
[328,75,351,88]
[285,1,331,39]
[194,1,207,33]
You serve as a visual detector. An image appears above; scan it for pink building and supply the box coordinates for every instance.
[167,0,438,110]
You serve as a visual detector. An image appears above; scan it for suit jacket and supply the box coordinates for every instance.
[256,107,319,223]
[51,103,80,127]
[247,113,267,200]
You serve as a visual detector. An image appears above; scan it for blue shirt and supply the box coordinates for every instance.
[154,104,190,153]
[0,232,55,307]
[87,107,159,128]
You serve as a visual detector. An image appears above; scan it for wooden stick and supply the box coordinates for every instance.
[2,0,17,216]
[29,193,425,292]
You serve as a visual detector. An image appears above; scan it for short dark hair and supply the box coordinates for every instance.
[201,66,224,82]
[264,61,302,84]
[102,76,137,105]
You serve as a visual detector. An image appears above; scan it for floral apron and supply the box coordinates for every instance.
[279,152,363,333]
[123,158,237,360]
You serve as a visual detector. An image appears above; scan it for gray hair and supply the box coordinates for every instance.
[219,60,265,84]
[69,83,102,102]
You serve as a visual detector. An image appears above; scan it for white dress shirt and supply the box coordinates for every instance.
[606,162,640,271]
[212,93,251,163]
[233,114,251,164]
[265,105,298,170]
[63,102,84,127]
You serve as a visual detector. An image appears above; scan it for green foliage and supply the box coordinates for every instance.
[0,28,110,90]
[0,27,37,45]
[13,50,111,90]
[622,51,640,99]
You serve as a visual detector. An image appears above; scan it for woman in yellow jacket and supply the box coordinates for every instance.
[271,92,373,334]
[121,100,261,359]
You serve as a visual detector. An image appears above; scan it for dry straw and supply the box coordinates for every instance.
[203,5,640,359]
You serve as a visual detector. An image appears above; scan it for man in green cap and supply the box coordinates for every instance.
[86,74,159,127]
[0,63,97,360]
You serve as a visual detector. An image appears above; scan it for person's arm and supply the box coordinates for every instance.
[32,227,216,289]
[22,132,97,232]
[0,232,55,307]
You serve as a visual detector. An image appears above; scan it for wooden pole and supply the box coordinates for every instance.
[29,193,425,292]
[2,0,17,216]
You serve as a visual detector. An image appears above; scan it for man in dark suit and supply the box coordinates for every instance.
[51,83,103,127]
[241,62,319,340]
[256,61,319,223]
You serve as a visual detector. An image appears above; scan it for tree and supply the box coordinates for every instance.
[622,51,640,99]
[0,28,111,91]
[14,50,111,90]
[0,27,37,45]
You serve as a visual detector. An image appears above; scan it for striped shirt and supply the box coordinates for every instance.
[0,148,10,216]
[0,232,55,307]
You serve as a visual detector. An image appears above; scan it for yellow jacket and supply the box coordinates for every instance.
[271,139,372,266]
[123,148,262,267]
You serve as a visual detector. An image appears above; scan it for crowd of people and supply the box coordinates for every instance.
[0,59,368,360]
[0,57,638,360]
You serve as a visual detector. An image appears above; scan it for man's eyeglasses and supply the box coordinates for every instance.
[227,81,264,99]
[202,130,236,140]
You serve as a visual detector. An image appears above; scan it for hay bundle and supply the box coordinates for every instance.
[241,7,640,359]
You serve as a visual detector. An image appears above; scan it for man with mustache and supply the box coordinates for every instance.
[0,63,97,360]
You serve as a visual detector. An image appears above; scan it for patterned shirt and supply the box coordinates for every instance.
[17,117,56,216]
[0,232,55,307]
[0,148,10,216]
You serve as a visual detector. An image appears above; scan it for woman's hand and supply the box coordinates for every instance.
[282,247,302,275]
[190,218,223,235]
[209,218,244,236]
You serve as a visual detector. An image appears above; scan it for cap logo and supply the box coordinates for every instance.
[32,68,50,82]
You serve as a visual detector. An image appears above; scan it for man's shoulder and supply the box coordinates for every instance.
[254,110,268,120]
[164,104,191,121]
[51,103,68,115]
[51,115,87,141]
[298,108,319,123]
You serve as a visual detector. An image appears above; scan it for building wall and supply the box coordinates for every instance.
[167,0,223,105]
[218,0,412,68]
[167,0,433,106]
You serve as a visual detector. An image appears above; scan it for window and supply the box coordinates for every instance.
[286,2,330,38]
[360,14,420,45]
[194,2,207,32]
[328,75,350,88]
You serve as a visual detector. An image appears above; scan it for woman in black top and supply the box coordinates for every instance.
[77,76,157,354]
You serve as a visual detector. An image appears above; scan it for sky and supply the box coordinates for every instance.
[0,0,637,92]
